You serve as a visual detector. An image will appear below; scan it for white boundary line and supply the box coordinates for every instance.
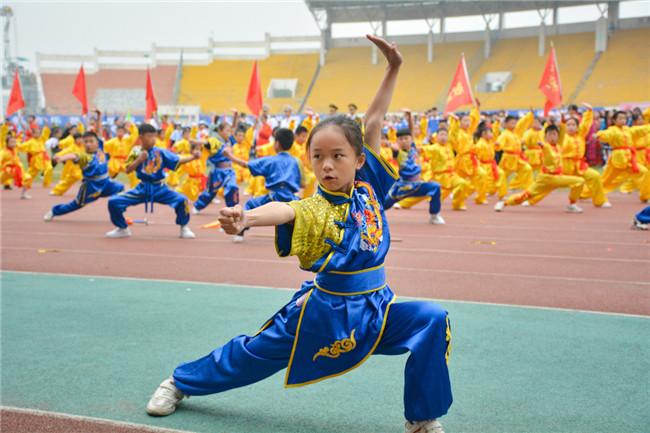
[3,270,649,320]
[3,247,649,287]
[0,406,196,433]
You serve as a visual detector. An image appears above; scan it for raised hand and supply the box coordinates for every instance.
[366,34,402,68]
[219,205,248,235]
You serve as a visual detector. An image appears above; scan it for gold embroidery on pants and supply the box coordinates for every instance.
[312,329,357,361]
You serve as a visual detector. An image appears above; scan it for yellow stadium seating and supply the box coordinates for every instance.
[575,27,650,106]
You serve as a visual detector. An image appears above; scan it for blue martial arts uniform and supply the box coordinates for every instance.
[243,151,302,210]
[107,147,190,229]
[52,147,124,217]
[173,145,453,422]
[194,135,239,210]
[635,206,650,224]
[384,142,442,214]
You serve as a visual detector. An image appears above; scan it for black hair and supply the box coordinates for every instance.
[348,103,358,109]
[306,115,363,156]
[545,124,560,135]
[505,115,518,123]
[73,133,83,140]
[182,127,191,134]
[473,121,487,141]
[566,117,579,126]
[631,113,641,123]
[82,131,98,140]
[329,104,338,110]
[116,123,126,130]
[215,123,229,133]
[295,126,308,135]
[568,104,579,112]
[274,128,295,151]
[612,110,627,122]
[396,128,412,138]
[138,123,157,135]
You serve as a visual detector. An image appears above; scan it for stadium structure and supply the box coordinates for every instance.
[7,1,650,118]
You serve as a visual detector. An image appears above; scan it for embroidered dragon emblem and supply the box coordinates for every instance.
[312,329,356,362]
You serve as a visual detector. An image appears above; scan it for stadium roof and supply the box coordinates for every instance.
[306,1,611,24]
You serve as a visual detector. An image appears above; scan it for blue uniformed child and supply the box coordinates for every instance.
[191,123,240,214]
[223,127,302,243]
[146,35,453,433]
[43,131,124,221]
[106,123,200,239]
[384,128,445,225]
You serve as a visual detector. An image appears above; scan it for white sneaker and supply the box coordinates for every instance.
[212,198,221,204]
[105,227,132,238]
[20,191,31,200]
[233,235,244,243]
[632,218,648,231]
[43,210,54,222]
[405,419,445,433]
[191,207,200,215]
[494,201,505,212]
[429,214,445,225]
[49,191,56,196]
[393,203,402,210]
[599,202,612,208]
[566,204,583,213]
[180,225,196,239]
[521,200,530,207]
[146,377,184,417]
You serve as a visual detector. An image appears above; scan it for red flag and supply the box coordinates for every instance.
[145,68,158,119]
[538,46,562,116]
[72,65,88,115]
[6,70,25,116]
[246,61,263,116]
[444,54,474,114]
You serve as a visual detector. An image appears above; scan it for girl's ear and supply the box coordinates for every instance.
[355,152,367,170]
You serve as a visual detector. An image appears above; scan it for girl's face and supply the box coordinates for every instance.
[483,129,493,141]
[460,115,471,129]
[309,126,365,193]
[566,118,578,134]
[7,137,16,149]
[615,114,627,127]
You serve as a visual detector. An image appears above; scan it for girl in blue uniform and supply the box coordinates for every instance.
[43,131,124,221]
[146,35,453,433]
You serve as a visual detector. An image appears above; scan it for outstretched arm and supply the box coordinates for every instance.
[219,202,295,234]
[223,146,248,168]
[177,149,201,166]
[364,34,402,154]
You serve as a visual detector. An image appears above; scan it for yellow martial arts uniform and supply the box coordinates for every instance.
[50,125,85,195]
[597,124,650,201]
[497,112,534,191]
[449,108,488,204]
[175,153,206,202]
[233,140,252,184]
[505,141,585,207]
[1,147,32,188]
[0,124,9,151]
[104,123,139,187]
[476,137,507,199]
[422,141,470,210]
[560,110,607,206]
[521,128,544,178]
[156,124,174,149]
[20,126,53,187]
[619,121,650,194]
[247,142,274,197]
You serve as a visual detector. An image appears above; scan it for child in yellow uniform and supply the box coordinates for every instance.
[290,126,317,198]
[50,124,85,196]
[175,141,207,202]
[496,112,534,191]
[248,141,274,197]
[20,124,53,188]
[520,117,544,180]
[104,122,139,187]
[1,134,32,198]
[156,124,174,149]
[619,113,650,194]
[495,124,585,213]
[232,128,251,184]
[597,111,650,202]
[560,104,610,208]
[475,123,507,200]
[168,127,194,187]
[422,127,471,210]
[449,107,488,204]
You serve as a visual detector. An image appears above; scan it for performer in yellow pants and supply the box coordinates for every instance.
[597,111,650,202]
[104,122,139,187]
[20,125,53,188]
[2,134,32,198]
[422,127,470,210]
[475,123,507,200]
[289,126,316,198]
[496,112,534,192]
[560,104,610,208]
[175,142,207,202]
[449,106,488,204]
[520,117,544,183]
[495,125,585,213]
[50,125,84,196]
[169,126,197,187]
[619,112,650,194]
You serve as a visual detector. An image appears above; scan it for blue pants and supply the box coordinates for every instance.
[52,179,124,217]
[194,168,239,210]
[244,188,299,211]
[384,180,442,215]
[173,299,452,422]
[108,182,190,229]
[636,206,650,224]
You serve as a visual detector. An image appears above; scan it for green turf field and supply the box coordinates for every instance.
[2,271,649,433]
